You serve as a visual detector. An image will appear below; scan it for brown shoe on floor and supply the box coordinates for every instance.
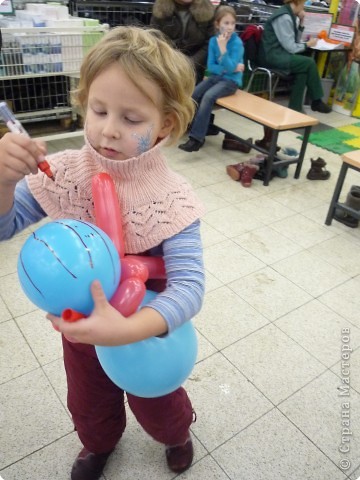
[222,135,252,153]
[166,438,194,473]
[71,447,114,480]
[306,157,330,180]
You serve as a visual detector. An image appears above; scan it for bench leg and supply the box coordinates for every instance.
[294,126,311,179]
[263,129,279,186]
[325,162,347,225]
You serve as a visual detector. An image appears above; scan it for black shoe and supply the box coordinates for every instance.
[206,124,220,136]
[311,100,331,113]
[334,211,359,228]
[71,448,114,480]
[178,137,204,152]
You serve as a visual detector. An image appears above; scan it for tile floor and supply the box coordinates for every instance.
[1,103,360,480]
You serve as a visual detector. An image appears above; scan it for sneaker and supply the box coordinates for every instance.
[311,100,331,113]
[277,147,299,161]
[166,438,193,473]
[273,165,289,178]
[179,137,204,152]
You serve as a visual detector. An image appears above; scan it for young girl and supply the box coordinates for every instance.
[0,27,205,480]
[179,5,244,152]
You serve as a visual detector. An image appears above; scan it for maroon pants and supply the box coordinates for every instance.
[62,336,194,454]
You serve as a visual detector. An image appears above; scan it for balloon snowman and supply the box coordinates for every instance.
[17,173,198,398]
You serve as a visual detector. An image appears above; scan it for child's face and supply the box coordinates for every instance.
[217,14,236,35]
[86,63,175,160]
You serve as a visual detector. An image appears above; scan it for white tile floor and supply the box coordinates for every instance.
[1,104,360,480]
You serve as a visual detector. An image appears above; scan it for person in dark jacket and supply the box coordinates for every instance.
[257,0,331,113]
[150,0,215,84]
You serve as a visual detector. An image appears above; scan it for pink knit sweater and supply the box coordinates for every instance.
[27,137,204,254]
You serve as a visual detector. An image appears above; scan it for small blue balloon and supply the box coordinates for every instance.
[96,290,198,398]
[17,219,121,315]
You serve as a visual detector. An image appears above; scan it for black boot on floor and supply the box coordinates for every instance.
[311,100,331,114]
[179,137,204,152]
[334,185,360,228]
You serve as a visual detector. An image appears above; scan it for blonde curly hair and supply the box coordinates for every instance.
[72,26,196,143]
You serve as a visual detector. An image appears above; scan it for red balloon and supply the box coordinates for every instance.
[62,309,86,322]
[121,257,149,283]
[126,255,166,279]
[92,173,125,258]
[110,277,146,317]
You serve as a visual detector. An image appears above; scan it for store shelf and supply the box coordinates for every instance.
[0,24,108,138]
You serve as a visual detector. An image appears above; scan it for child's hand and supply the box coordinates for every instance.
[235,63,245,72]
[0,132,47,187]
[47,280,132,346]
[217,32,231,53]
[297,9,305,22]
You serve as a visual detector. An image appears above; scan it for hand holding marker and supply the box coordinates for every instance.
[0,101,55,181]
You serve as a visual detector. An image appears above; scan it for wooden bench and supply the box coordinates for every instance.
[325,150,360,225]
[214,90,319,186]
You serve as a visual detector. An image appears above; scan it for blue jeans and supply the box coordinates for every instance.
[189,75,238,142]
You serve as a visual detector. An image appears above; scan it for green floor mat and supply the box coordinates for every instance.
[298,122,360,154]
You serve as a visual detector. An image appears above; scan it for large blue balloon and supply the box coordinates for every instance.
[17,219,121,315]
[96,290,198,398]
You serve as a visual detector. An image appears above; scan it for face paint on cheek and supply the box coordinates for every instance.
[132,126,153,155]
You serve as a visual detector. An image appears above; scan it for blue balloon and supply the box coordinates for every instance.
[96,290,198,398]
[17,219,121,315]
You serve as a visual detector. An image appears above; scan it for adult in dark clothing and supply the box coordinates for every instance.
[257,0,331,113]
[150,0,215,84]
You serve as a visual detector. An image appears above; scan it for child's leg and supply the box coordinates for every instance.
[62,336,126,454]
[127,387,193,445]
[190,79,238,142]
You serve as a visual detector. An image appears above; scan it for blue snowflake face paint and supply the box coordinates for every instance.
[132,126,153,156]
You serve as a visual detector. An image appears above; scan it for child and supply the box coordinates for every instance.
[179,5,244,152]
[0,27,205,480]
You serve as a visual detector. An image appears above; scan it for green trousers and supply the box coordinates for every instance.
[288,54,324,112]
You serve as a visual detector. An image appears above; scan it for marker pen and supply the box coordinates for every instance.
[0,101,55,181]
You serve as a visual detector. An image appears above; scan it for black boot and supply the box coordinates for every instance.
[179,137,204,152]
[334,185,360,228]
[306,157,331,180]
[206,113,220,136]
[311,99,331,114]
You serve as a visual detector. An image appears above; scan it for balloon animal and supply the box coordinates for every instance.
[91,173,198,397]
[17,172,198,397]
